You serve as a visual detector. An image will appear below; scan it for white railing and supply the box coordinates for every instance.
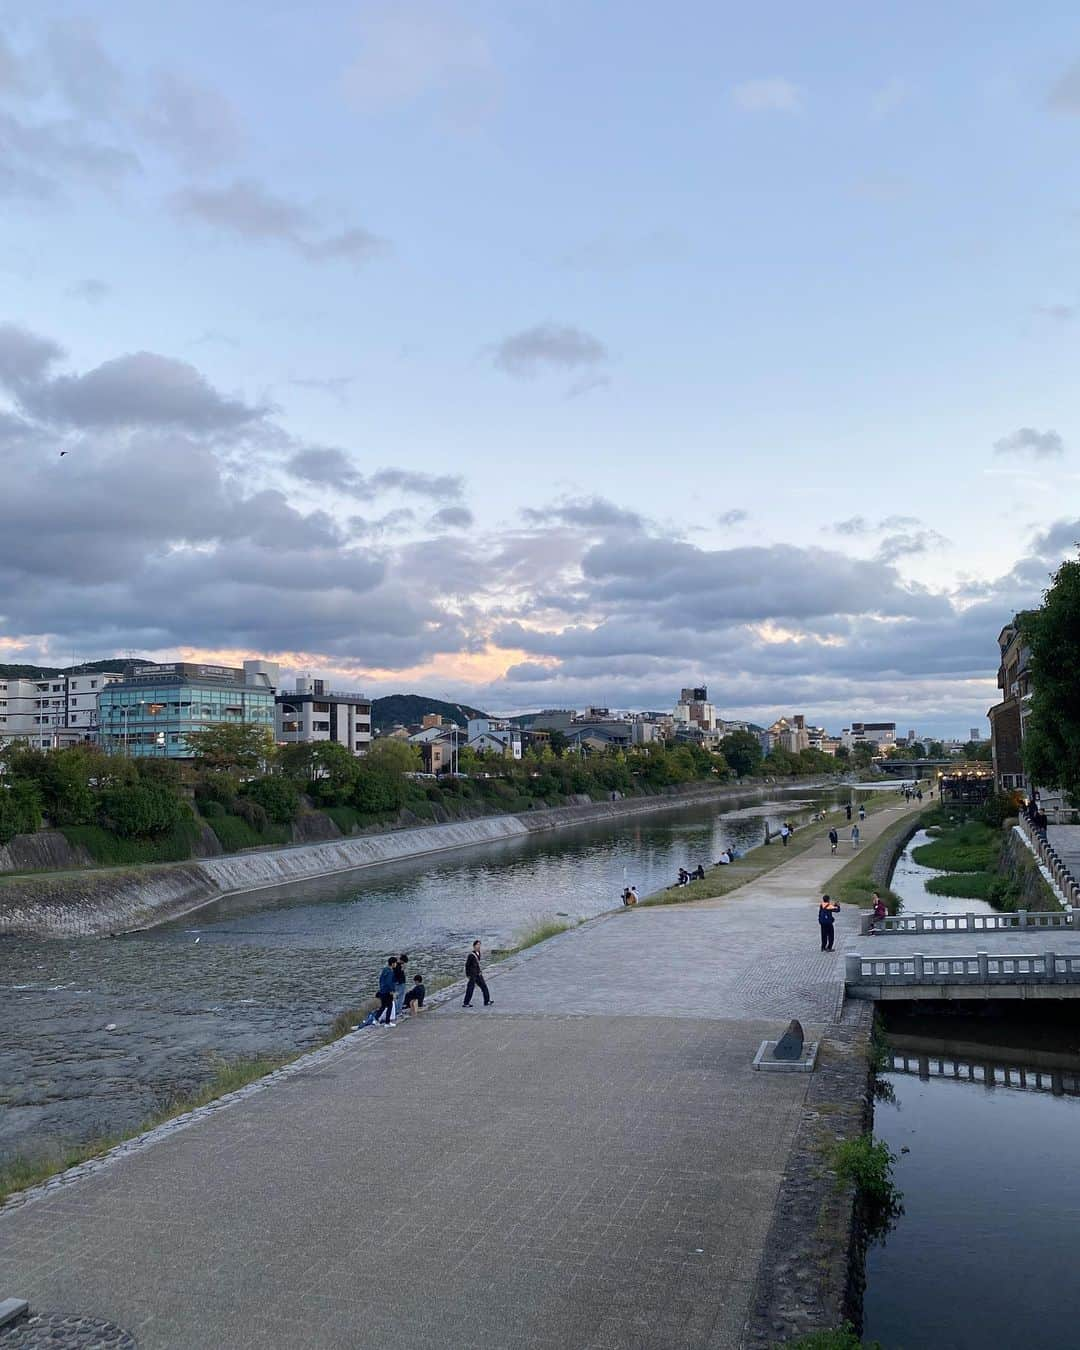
[847,949,1080,986]
[862,910,1079,936]
[1018,817,1080,908]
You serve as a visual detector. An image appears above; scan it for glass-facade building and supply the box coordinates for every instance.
[97,662,278,758]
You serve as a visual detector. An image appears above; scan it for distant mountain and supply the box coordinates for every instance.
[371,693,488,733]
[0,657,152,680]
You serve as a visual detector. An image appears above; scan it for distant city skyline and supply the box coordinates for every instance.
[3,2,1079,736]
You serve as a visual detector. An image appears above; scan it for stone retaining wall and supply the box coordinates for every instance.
[0,777,840,938]
[743,1000,876,1345]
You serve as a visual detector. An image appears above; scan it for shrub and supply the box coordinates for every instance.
[832,1134,903,1242]
[351,763,403,815]
[924,872,1002,900]
[194,771,239,807]
[324,805,360,835]
[60,819,201,865]
[207,814,289,852]
[785,1327,881,1350]
[0,778,43,844]
[911,821,998,872]
[241,777,300,825]
[199,799,226,818]
[98,782,185,839]
[233,797,268,831]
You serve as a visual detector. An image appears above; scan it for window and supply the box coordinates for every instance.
[91,680,97,689]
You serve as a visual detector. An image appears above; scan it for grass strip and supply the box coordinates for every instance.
[640,789,912,907]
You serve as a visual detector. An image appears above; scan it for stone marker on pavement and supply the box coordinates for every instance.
[772,1019,804,1061]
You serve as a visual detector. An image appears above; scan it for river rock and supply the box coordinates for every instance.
[773,1019,804,1060]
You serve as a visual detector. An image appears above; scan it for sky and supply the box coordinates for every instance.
[1,1,1078,736]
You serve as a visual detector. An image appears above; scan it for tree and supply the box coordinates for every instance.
[99,782,185,838]
[720,730,763,778]
[849,741,876,770]
[241,777,300,824]
[0,778,42,844]
[365,738,422,774]
[1024,562,1080,801]
[547,729,568,757]
[926,740,945,758]
[184,724,276,775]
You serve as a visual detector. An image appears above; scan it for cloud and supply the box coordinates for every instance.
[717,509,748,527]
[565,373,612,400]
[1050,62,1080,113]
[66,278,110,304]
[834,516,869,536]
[290,374,356,402]
[2,342,270,434]
[0,108,140,200]
[171,178,387,265]
[46,18,126,121]
[140,70,244,170]
[342,2,496,118]
[428,506,474,530]
[521,496,645,532]
[491,323,608,378]
[876,529,949,564]
[993,426,1065,458]
[731,78,802,113]
[286,447,463,500]
[1034,304,1076,322]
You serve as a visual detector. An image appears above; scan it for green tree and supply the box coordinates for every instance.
[365,738,422,774]
[351,762,405,815]
[763,747,796,776]
[0,778,43,844]
[184,724,276,775]
[720,730,763,778]
[99,782,185,838]
[1024,564,1080,800]
[242,777,300,824]
[926,740,945,758]
[850,740,876,770]
[547,729,568,757]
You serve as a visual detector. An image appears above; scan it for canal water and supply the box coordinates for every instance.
[890,829,995,917]
[863,832,1080,1349]
[2,785,842,1166]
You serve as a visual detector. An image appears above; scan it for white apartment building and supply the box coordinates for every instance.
[275,676,372,755]
[0,670,124,750]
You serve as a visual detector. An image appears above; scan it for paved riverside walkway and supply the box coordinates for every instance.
[0,801,916,1350]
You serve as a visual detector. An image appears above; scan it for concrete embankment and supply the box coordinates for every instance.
[0,779,836,938]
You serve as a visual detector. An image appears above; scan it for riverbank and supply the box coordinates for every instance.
[0,776,840,937]
[0,794,913,1349]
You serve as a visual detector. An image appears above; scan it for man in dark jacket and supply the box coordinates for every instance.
[377,957,397,1024]
[463,940,492,1007]
[818,896,840,952]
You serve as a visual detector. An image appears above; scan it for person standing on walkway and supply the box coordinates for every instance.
[828,827,839,855]
[845,802,852,821]
[851,824,860,849]
[393,952,409,1016]
[858,804,866,822]
[378,957,397,1025]
[780,823,791,848]
[463,940,492,1007]
[818,895,841,951]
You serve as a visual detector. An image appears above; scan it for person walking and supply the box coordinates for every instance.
[463,940,492,1008]
[818,895,841,951]
[377,956,397,1026]
[780,823,791,848]
[845,802,852,821]
[858,803,866,822]
[828,827,839,855]
[851,823,860,849]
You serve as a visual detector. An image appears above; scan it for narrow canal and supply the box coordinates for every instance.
[863,831,1080,1349]
[3,785,842,1167]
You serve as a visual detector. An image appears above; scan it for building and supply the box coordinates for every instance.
[843,721,897,751]
[275,676,372,756]
[969,728,982,744]
[99,661,280,758]
[467,718,522,759]
[0,669,124,750]
[769,715,810,754]
[987,620,1030,794]
[674,686,717,732]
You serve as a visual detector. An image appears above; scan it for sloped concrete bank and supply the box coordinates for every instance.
[0,778,837,938]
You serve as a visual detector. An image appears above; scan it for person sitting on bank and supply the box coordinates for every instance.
[693,864,705,881]
[403,973,426,1013]
[621,886,638,906]
[870,893,888,931]
[716,849,731,865]
[677,867,690,886]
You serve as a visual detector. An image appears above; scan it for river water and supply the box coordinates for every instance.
[2,785,842,1166]
[863,832,1080,1348]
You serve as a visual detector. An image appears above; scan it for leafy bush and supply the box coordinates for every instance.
[351,763,404,815]
[924,871,1002,900]
[785,1327,881,1350]
[832,1133,903,1241]
[0,779,43,844]
[241,777,300,824]
[98,782,186,839]
[61,819,202,865]
[207,814,290,852]
[981,791,1024,829]
[199,799,226,818]
[194,771,239,807]
[232,797,268,831]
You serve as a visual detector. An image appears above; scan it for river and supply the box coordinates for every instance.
[863,829,1080,1348]
[2,784,843,1166]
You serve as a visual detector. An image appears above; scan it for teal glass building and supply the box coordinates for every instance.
[97,662,278,758]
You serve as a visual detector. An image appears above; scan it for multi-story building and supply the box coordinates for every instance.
[99,661,280,758]
[987,620,1030,793]
[275,676,372,756]
[674,686,717,732]
[467,718,522,759]
[769,715,810,754]
[0,669,124,750]
[842,721,897,751]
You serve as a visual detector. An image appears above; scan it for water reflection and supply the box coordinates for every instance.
[865,1006,1080,1350]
